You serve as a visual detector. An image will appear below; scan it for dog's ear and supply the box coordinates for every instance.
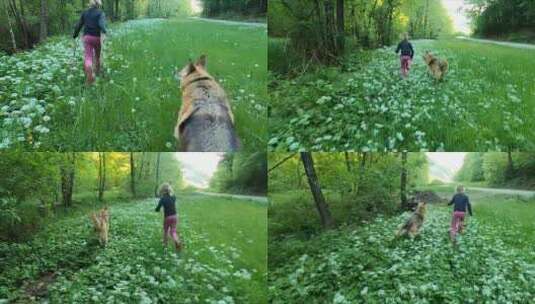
[178,61,196,79]
[195,55,207,68]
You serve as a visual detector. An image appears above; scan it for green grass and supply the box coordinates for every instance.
[0,194,267,303]
[0,18,267,151]
[269,191,535,303]
[269,38,535,151]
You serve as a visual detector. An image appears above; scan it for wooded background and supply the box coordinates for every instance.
[0,0,267,54]
[466,0,535,40]
[0,151,267,241]
[268,0,453,66]
[455,152,535,189]
[269,152,535,238]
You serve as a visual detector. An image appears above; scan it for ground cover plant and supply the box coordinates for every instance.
[0,194,267,303]
[268,152,535,303]
[0,17,267,151]
[269,39,535,152]
[269,192,535,303]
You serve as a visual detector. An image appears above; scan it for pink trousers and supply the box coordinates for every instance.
[400,55,412,78]
[450,211,465,240]
[163,215,180,247]
[83,35,101,84]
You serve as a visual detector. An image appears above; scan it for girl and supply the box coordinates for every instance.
[155,183,182,251]
[73,0,107,85]
[448,185,473,244]
[395,33,414,78]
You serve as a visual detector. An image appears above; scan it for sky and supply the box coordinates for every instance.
[190,0,202,14]
[441,0,471,34]
[426,152,467,181]
[174,153,223,188]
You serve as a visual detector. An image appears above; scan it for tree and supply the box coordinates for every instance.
[400,152,408,210]
[154,152,161,197]
[97,152,106,201]
[300,152,333,228]
[60,153,76,208]
[39,0,48,42]
[130,152,136,197]
[336,0,344,51]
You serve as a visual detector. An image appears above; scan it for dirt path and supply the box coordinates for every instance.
[467,186,535,198]
[195,191,268,203]
[456,36,535,50]
[189,17,266,28]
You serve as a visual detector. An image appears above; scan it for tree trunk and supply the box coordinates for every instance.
[505,150,515,179]
[115,0,120,21]
[39,0,48,42]
[301,152,333,229]
[323,0,338,59]
[61,153,76,208]
[98,152,106,201]
[400,152,408,210]
[336,0,344,52]
[3,0,17,51]
[130,152,136,197]
[154,152,161,197]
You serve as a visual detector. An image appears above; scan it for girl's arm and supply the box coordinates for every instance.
[73,13,84,38]
[98,11,107,34]
[155,198,163,212]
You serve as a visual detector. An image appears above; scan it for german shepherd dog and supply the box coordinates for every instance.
[174,55,240,152]
[90,207,109,246]
[423,51,448,81]
[397,201,427,238]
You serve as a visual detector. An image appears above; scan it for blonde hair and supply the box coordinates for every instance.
[456,185,465,193]
[89,0,102,7]
[159,183,173,197]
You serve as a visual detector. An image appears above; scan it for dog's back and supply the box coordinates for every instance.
[179,97,239,152]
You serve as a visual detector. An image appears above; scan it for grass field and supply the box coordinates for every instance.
[269,39,535,151]
[0,18,267,151]
[0,194,267,303]
[269,190,535,303]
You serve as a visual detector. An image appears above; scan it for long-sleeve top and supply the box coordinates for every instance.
[73,7,107,38]
[395,40,414,59]
[155,195,177,217]
[448,193,472,216]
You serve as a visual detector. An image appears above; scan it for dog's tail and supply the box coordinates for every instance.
[440,60,449,74]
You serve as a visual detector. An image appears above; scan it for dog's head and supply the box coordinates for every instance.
[423,51,434,65]
[415,201,427,215]
[100,206,109,220]
[177,55,211,89]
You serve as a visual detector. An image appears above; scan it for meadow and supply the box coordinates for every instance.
[268,190,535,303]
[269,39,535,151]
[0,18,267,151]
[0,194,267,303]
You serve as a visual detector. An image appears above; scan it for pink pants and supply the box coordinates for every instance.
[400,55,412,78]
[83,35,101,84]
[450,211,465,239]
[163,215,180,246]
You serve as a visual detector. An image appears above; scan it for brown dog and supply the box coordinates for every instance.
[90,207,109,246]
[174,55,239,152]
[396,201,427,238]
[423,51,448,81]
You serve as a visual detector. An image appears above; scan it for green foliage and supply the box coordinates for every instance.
[200,0,267,18]
[0,195,267,303]
[268,0,453,70]
[467,0,535,39]
[268,153,428,238]
[269,198,535,303]
[0,18,266,151]
[269,39,535,151]
[456,153,535,188]
[210,152,267,195]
